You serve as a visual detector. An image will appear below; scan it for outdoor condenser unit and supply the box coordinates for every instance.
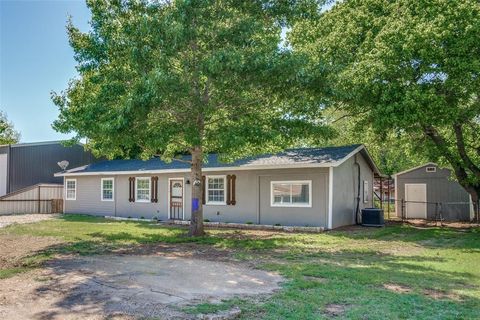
[361,208,385,227]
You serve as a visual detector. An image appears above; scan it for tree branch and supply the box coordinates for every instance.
[453,123,480,178]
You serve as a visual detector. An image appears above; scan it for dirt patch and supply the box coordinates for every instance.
[383,283,412,294]
[391,219,479,230]
[0,214,58,228]
[0,254,283,319]
[423,289,462,301]
[324,303,350,317]
[0,234,61,269]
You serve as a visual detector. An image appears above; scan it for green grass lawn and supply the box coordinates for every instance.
[1,214,479,319]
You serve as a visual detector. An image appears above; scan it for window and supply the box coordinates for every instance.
[101,178,114,201]
[206,175,226,205]
[135,177,151,202]
[426,166,436,173]
[363,180,369,203]
[271,180,311,207]
[66,179,76,200]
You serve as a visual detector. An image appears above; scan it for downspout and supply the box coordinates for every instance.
[354,155,361,225]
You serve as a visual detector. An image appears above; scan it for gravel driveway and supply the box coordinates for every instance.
[0,214,58,228]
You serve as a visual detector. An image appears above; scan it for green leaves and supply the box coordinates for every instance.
[54,0,329,162]
[0,111,20,145]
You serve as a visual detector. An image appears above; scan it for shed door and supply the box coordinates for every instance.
[405,184,427,219]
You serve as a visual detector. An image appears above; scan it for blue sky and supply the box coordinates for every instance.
[0,0,91,143]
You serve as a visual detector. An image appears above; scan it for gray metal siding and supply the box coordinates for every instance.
[395,164,471,220]
[65,167,330,227]
[8,143,96,193]
[332,153,374,229]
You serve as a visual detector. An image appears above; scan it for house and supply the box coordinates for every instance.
[394,163,473,221]
[0,141,97,196]
[55,144,380,229]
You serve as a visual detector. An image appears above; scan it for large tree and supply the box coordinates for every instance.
[53,0,330,235]
[292,0,480,221]
[0,111,20,145]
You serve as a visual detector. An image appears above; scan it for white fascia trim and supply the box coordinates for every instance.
[327,167,333,229]
[55,163,340,177]
[392,162,437,178]
[336,145,381,176]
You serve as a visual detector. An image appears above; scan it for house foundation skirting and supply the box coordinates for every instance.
[104,216,324,233]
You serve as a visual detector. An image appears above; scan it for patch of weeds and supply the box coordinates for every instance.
[183,298,247,315]
[0,267,29,279]
[204,219,210,222]
[245,221,253,225]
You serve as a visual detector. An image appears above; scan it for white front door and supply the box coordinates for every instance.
[405,184,427,219]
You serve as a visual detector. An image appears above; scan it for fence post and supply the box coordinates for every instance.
[401,199,405,222]
[37,185,41,213]
[387,178,391,220]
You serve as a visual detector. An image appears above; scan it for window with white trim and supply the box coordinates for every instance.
[135,177,150,202]
[206,175,226,205]
[66,179,76,200]
[426,166,436,173]
[101,178,114,201]
[271,180,311,207]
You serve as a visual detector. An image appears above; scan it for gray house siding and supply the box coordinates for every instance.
[395,164,471,221]
[62,145,380,228]
[258,169,328,227]
[331,153,374,229]
[65,167,332,227]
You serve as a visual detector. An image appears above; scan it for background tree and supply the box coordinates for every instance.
[322,109,426,176]
[292,0,480,221]
[0,111,20,145]
[53,0,331,236]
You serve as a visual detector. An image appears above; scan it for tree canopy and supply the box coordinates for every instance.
[53,0,331,235]
[292,0,480,219]
[0,111,20,145]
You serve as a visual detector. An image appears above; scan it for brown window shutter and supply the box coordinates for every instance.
[226,175,232,205]
[231,174,236,205]
[129,177,135,202]
[202,175,206,205]
[151,176,158,203]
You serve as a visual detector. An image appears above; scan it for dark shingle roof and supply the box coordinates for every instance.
[62,144,364,175]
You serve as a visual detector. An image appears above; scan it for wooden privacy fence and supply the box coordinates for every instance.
[0,184,63,215]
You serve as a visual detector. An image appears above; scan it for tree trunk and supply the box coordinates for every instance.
[188,146,205,236]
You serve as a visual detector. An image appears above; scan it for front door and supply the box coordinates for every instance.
[169,179,184,220]
[405,183,427,219]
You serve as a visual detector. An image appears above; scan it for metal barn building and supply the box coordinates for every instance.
[394,163,473,221]
[0,141,97,196]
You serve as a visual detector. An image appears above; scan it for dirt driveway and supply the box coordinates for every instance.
[0,254,282,319]
[0,214,58,228]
